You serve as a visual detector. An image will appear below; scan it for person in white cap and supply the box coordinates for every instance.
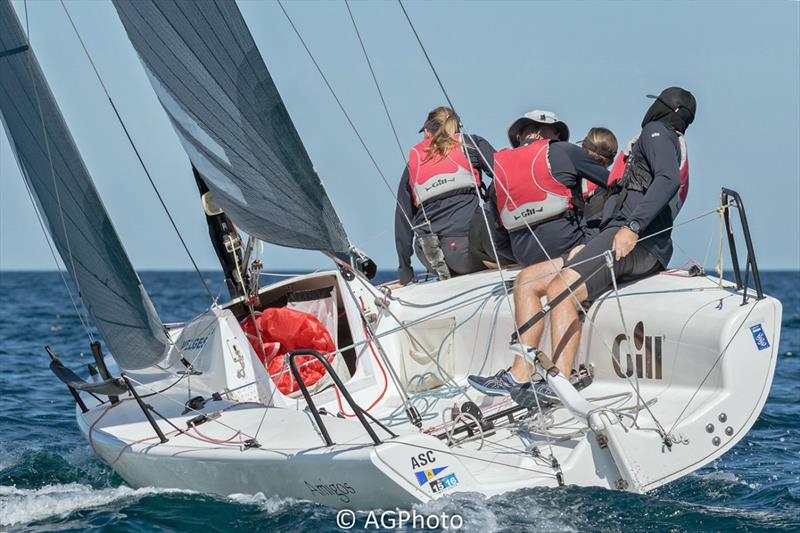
[470,111,616,268]
[467,111,619,396]
[470,88,696,403]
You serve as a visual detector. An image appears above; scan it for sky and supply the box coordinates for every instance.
[1,0,798,274]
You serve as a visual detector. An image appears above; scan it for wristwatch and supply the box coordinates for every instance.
[625,220,641,234]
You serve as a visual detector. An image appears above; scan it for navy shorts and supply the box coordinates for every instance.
[414,235,486,277]
[564,227,662,301]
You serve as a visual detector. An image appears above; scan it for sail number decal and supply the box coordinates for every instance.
[410,451,460,493]
[179,336,208,351]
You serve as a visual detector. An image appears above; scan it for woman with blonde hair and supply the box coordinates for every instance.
[394,106,495,284]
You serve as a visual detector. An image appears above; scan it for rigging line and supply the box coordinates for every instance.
[59,0,215,303]
[462,151,558,456]
[124,374,260,441]
[221,225,732,415]
[338,272,417,414]
[397,0,456,112]
[667,299,760,435]
[343,0,435,238]
[344,0,404,164]
[606,251,666,435]
[347,264,475,402]
[2,124,95,340]
[22,31,97,347]
[396,1,540,357]
[230,206,730,403]
[276,0,423,236]
[19,168,96,342]
[23,0,29,38]
[398,2,650,439]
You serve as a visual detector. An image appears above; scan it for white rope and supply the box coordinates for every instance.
[605,251,669,438]
[667,295,761,435]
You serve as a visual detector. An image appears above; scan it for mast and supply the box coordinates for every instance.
[192,166,248,299]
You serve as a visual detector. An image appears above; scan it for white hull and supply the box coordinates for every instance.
[76,269,781,509]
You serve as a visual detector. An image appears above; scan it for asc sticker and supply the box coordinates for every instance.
[410,452,460,493]
[749,324,770,351]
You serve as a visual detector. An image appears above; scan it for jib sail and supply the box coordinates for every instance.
[0,1,169,370]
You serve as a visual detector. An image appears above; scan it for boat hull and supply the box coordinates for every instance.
[75,269,782,509]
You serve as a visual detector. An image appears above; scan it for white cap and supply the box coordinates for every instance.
[507,110,570,147]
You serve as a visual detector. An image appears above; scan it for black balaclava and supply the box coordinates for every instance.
[641,86,697,134]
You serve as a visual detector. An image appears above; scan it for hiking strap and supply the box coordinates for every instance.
[535,350,560,377]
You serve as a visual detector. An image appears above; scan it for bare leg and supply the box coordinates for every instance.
[509,258,564,381]
[545,268,589,376]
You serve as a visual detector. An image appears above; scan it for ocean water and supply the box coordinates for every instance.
[0,270,797,532]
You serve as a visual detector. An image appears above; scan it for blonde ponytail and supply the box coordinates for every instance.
[421,106,461,162]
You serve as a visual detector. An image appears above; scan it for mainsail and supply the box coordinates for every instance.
[113,0,350,255]
[0,0,168,370]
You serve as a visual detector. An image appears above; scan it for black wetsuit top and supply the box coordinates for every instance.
[483,140,610,266]
[394,134,495,284]
[600,121,682,267]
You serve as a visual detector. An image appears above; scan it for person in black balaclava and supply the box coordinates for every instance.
[641,86,696,135]
[468,87,698,404]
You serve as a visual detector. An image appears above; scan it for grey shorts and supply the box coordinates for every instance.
[564,227,662,301]
[414,235,486,277]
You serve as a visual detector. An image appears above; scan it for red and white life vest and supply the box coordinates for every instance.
[584,133,689,217]
[407,133,481,207]
[493,140,573,231]
[582,149,626,199]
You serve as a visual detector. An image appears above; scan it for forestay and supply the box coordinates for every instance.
[0,1,169,370]
[113,0,350,254]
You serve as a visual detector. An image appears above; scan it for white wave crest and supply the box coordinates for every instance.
[227,492,301,514]
[0,483,189,527]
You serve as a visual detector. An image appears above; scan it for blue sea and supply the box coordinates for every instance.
[0,270,797,532]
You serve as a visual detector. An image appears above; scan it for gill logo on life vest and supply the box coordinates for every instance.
[611,321,663,379]
[423,176,456,192]
[513,206,544,220]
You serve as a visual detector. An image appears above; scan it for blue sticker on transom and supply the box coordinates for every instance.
[749,324,770,351]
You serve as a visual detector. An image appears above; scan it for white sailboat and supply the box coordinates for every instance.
[0,0,781,509]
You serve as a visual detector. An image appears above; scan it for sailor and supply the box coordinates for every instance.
[581,134,626,236]
[467,87,695,400]
[470,111,617,267]
[395,106,495,284]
